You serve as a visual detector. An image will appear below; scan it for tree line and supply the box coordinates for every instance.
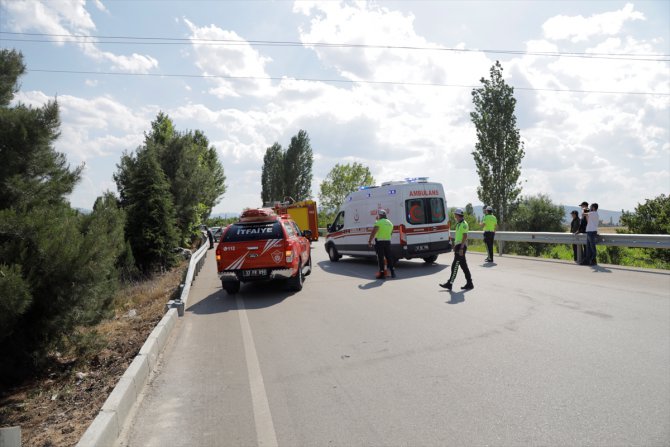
[0,50,226,384]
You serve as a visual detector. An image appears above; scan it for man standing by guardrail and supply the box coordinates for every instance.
[482,205,497,263]
[581,203,600,266]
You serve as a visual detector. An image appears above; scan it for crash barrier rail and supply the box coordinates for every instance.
[76,239,209,447]
[166,238,209,316]
[317,228,670,249]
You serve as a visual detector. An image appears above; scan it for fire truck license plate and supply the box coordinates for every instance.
[243,269,267,277]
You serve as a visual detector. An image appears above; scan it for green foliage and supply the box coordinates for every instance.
[285,130,313,200]
[0,49,25,106]
[620,194,670,263]
[119,147,179,274]
[318,162,375,213]
[505,194,565,256]
[0,51,82,210]
[0,263,32,341]
[470,60,525,230]
[260,130,314,204]
[261,143,285,204]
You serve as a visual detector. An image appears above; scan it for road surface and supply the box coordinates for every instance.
[117,241,670,446]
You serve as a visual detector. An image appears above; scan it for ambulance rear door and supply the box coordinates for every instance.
[401,182,450,259]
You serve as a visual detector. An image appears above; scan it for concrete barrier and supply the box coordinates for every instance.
[0,426,21,447]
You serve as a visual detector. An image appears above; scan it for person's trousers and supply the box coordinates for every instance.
[375,240,394,273]
[585,231,598,264]
[484,231,495,260]
[447,244,471,284]
[572,244,580,262]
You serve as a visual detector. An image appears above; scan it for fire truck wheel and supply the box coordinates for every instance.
[327,245,341,262]
[422,255,438,264]
[222,280,240,294]
[288,262,304,291]
[305,255,312,276]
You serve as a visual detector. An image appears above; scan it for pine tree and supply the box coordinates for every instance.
[122,147,179,273]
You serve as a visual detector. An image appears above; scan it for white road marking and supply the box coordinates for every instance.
[236,296,279,447]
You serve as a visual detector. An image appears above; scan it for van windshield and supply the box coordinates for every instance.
[405,198,446,224]
[223,222,283,241]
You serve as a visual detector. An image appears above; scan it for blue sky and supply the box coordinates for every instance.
[1,0,668,215]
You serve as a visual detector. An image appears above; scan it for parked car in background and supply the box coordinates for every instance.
[210,226,223,242]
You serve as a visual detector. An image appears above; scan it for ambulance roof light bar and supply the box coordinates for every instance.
[405,177,429,183]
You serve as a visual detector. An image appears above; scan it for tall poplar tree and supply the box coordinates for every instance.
[284,130,313,201]
[261,143,285,204]
[470,60,525,229]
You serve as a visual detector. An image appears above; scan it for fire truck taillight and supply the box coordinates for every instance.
[216,254,221,262]
[285,250,293,262]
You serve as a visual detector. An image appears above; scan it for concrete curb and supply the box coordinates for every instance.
[76,242,208,447]
[76,308,178,447]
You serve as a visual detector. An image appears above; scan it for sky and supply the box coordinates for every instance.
[1,0,668,216]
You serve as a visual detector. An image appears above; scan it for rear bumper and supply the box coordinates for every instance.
[219,267,294,282]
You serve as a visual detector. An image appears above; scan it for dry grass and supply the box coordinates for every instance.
[0,263,187,447]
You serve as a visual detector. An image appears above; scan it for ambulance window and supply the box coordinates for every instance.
[331,211,345,231]
[428,198,446,223]
[406,200,425,224]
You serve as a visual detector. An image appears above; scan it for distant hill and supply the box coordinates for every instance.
[461,205,621,226]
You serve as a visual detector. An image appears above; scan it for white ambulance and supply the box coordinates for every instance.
[324,178,452,264]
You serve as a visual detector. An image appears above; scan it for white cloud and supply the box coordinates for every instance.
[183,18,274,98]
[542,3,645,42]
[3,0,158,73]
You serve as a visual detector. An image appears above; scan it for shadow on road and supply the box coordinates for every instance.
[187,282,300,314]
[318,257,448,280]
[444,291,466,304]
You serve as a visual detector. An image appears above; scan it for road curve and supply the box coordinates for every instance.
[117,241,670,447]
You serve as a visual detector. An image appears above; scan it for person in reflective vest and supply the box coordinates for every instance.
[368,209,396,279]
[439,208,473,290]
[482,205,497,263]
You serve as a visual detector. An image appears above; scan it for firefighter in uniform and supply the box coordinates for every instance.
[439,208,473,290]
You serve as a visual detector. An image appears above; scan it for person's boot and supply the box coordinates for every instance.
[439,281,452,290]
[461,282,474,290]
[375,271,385,279]
[390,270,396,278]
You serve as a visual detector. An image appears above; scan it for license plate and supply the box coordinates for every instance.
[242,269,267,277]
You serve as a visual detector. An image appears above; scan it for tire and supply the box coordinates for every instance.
[222,280,240,294]
[327,244,341,262]
[304,255,312,276]
[423,255,438,264]
[287,262,304,291]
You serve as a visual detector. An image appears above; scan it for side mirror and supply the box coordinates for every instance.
[303,229,312,238]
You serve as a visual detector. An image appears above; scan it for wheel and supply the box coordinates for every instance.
[222,280,240,294]
[423,255,438,264]
[327,245,341,262]
[287,262,304,291]
[304,255,312,276]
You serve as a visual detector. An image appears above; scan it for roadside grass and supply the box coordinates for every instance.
[0,261,188,447]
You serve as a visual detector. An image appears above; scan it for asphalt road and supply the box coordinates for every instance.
[117,241,670,447]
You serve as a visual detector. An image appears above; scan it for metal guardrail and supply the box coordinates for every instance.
[317,228,670,249]
[465,231,670,249]
[166,238,209,316]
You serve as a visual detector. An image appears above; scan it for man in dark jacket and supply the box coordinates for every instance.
[570,210,580,262]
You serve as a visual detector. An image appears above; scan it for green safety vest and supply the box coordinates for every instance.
[374,218,393,240]
[454,220,469,244]
[483,214,497,231]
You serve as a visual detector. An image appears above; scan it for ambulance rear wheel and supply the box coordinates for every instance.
[423,255,438,264]
[222,280,240,294]
[327,245,341,262]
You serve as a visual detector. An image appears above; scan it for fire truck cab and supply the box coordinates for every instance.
[325,178,451,264]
